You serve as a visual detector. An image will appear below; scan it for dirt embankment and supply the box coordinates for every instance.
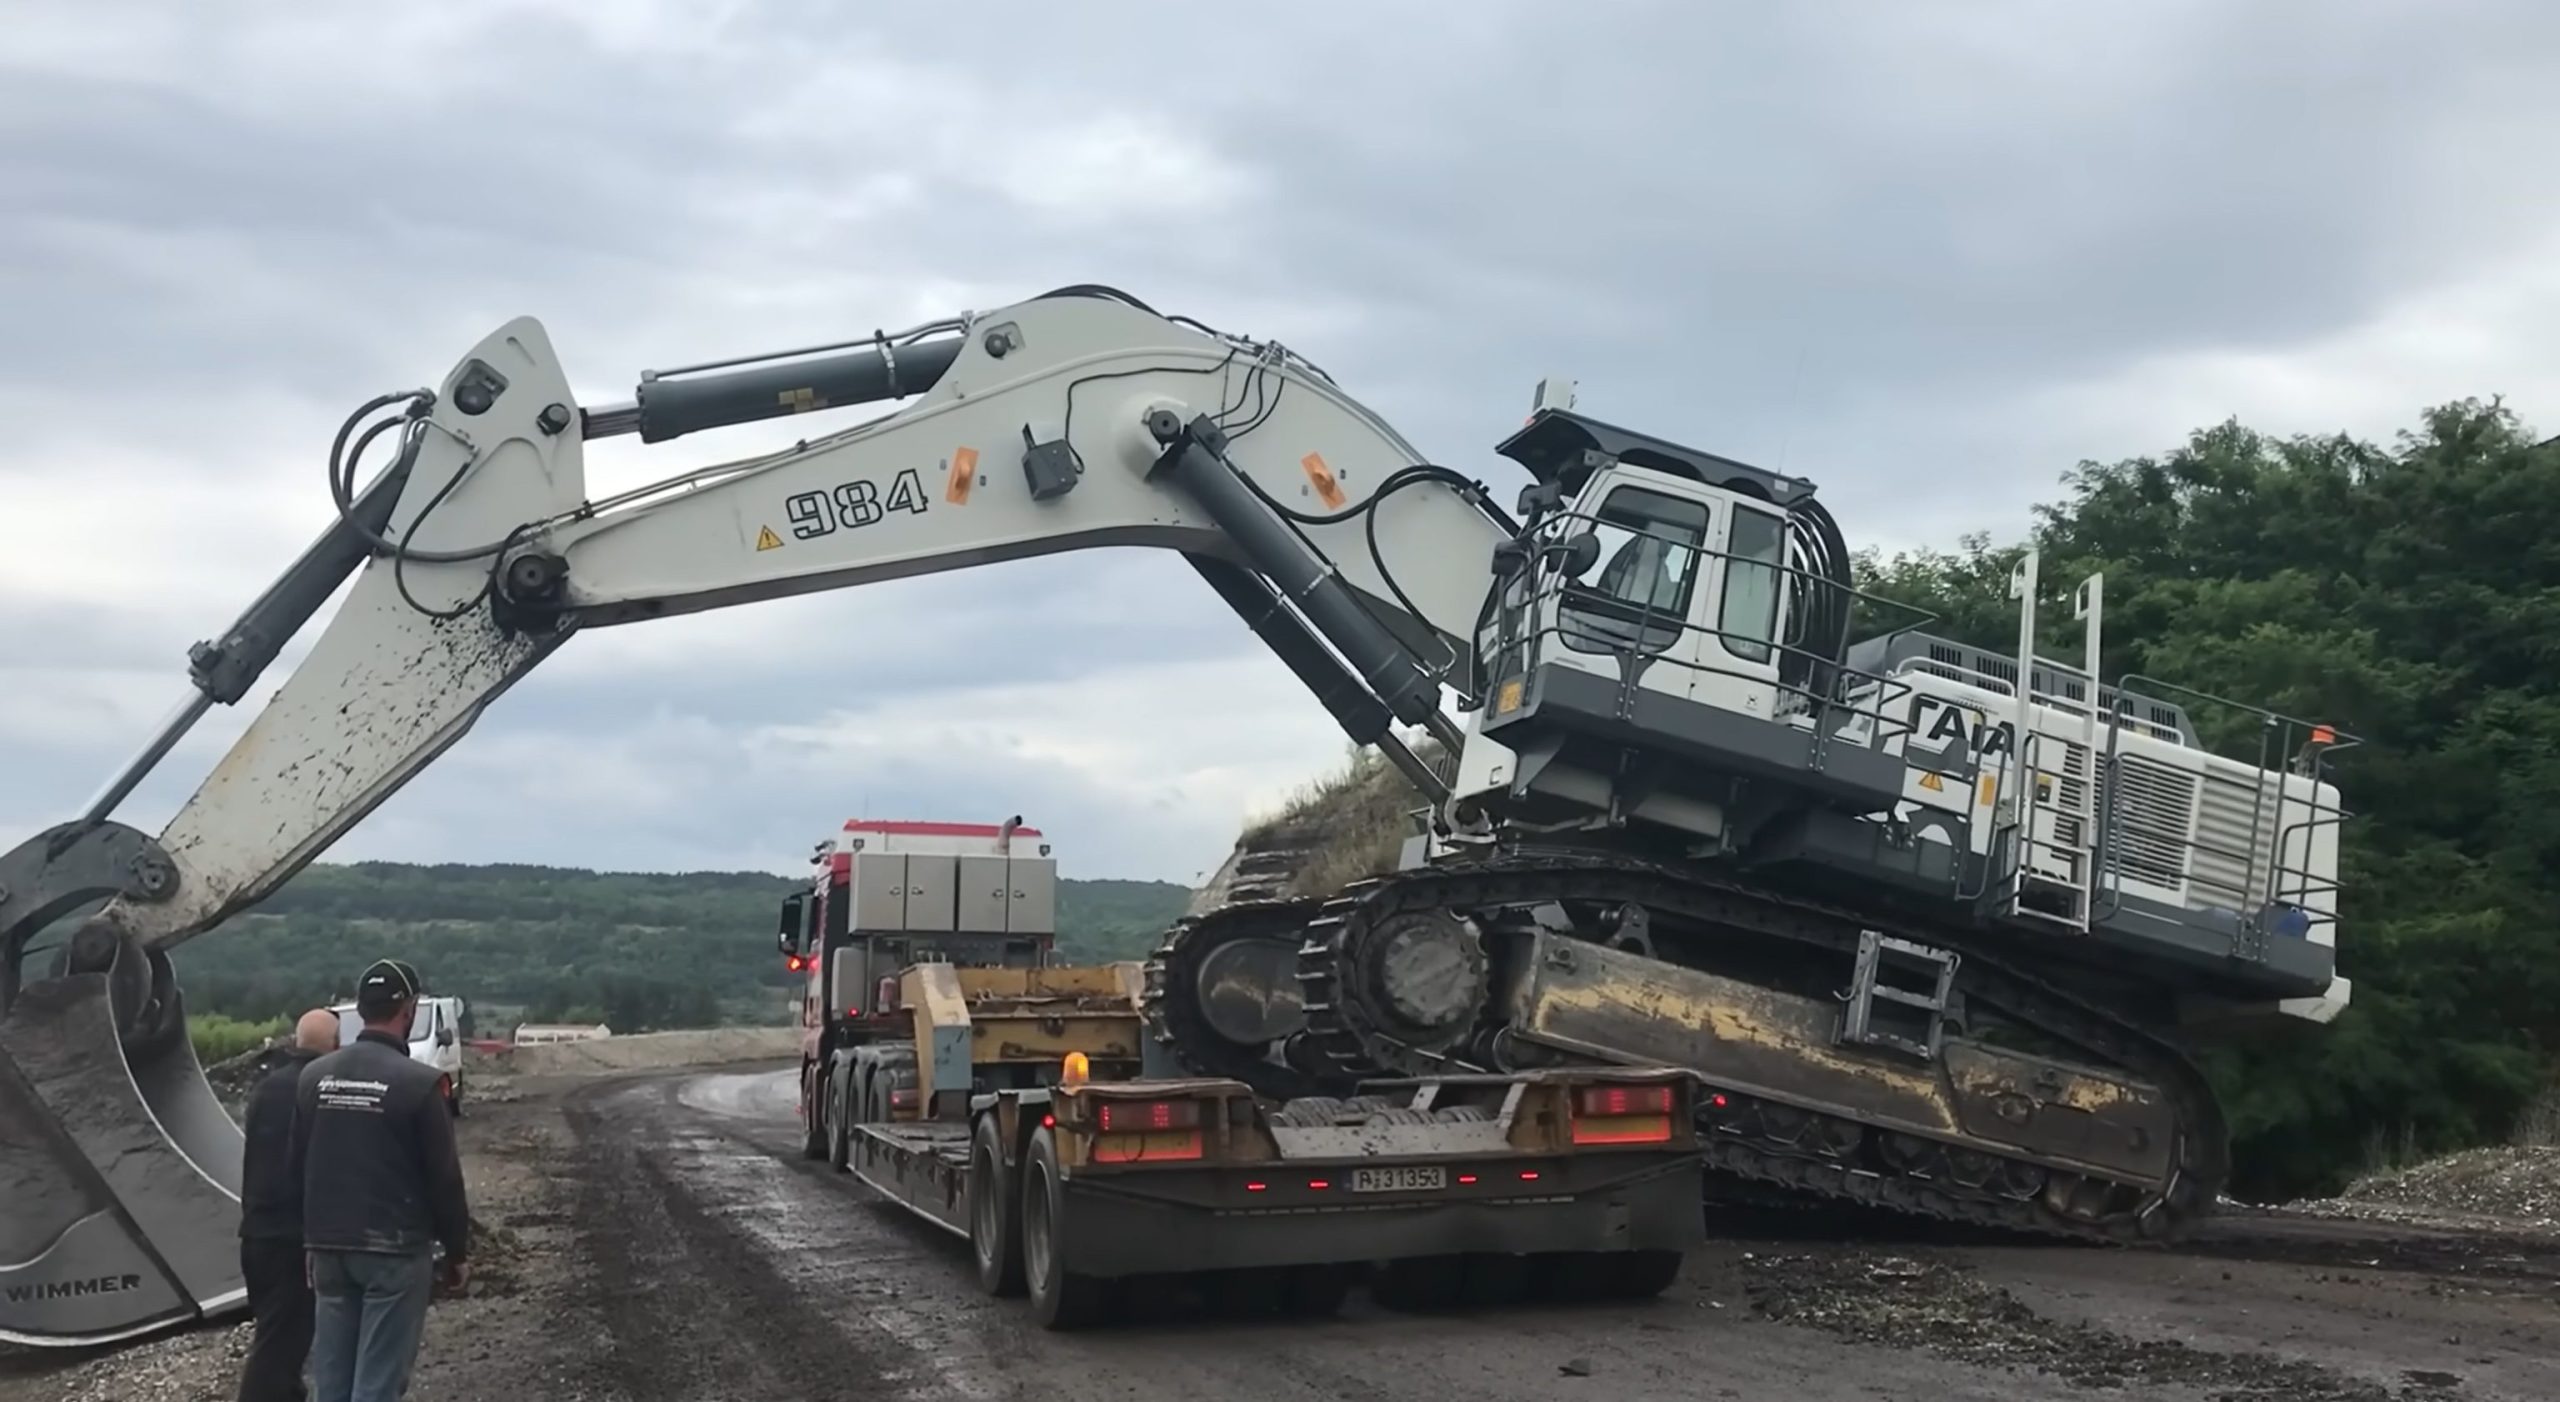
[479,1026,797,1078]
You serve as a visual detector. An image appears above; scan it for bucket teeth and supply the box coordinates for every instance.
[0,944,246,1346]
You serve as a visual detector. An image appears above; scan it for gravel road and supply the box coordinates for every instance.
[7,1063,2556,1402]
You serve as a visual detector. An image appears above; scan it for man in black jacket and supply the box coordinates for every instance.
[235,1007,342,1402]
[289,960,470,1402]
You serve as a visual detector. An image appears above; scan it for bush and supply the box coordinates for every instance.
[191,1012,289,1066]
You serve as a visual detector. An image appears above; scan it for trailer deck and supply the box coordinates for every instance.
[846,1067,1707,1326]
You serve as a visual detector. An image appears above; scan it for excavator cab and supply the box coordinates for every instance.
[1453,405,1914,846]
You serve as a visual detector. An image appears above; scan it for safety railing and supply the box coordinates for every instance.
[2089,674,2358,949]
[1477,506,1947,777]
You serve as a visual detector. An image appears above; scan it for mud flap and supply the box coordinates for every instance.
[0,950,245,1346]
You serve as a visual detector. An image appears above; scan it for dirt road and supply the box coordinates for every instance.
[8,1063,2556,1401]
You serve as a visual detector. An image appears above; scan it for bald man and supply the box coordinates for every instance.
[235,1009,340,1402]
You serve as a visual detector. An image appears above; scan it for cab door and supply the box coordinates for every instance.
[1545,468,1723,709]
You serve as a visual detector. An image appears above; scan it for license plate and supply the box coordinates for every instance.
[1350,1164,1446,1193]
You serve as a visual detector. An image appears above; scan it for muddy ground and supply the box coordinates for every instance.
[6,1063,2554,1402]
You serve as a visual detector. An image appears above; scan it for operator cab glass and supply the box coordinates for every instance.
[1560,485,1709,657]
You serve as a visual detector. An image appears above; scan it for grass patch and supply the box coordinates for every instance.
[191,1012,288,1066]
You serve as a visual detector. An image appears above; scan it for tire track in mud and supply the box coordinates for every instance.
[563,1079,936,1402]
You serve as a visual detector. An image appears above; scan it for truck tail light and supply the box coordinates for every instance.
[1090,1097,1206,1163]
[1095,1099,1203,1133]
[1575,1083,1674,1117]
[1570,1080,1676,1145]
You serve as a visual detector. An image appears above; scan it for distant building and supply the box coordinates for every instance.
[513,1023,612,1045]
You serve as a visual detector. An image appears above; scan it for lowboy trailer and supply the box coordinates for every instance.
[835,962,1705,1327]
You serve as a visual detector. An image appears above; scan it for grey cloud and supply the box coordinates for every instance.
[9,0,2560,882]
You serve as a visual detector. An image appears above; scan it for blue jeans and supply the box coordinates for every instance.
[306,1248,435,1402]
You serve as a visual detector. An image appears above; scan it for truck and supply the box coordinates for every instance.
[775,813,1700,1327]
[838,957,1703,1328]
[772,817,1057,1161]
[2,281,2356,1345]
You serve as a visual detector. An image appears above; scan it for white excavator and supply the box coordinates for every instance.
[0,283,2355,1346]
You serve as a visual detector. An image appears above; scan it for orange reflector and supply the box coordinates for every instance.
[1300,452,1348,510]
[2311,725,2337,745]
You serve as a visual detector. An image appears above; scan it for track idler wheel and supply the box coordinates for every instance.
[1139,901,1325,1098]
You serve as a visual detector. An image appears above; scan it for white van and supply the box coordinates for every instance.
[328,993,469,1117]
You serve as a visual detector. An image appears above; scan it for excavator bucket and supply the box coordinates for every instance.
[0,940,245,1345]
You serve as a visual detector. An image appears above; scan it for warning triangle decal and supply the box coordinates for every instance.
[755,525,784,551]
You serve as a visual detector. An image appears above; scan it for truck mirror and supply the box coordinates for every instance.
[776,892,808,955]
[436,1028,455,1048]
[1545,530,1601,579]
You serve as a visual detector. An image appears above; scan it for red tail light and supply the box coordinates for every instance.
[1570,1080,1677,1145]
[1096,1099,1203,1133]
[1575,1083,1674,1117]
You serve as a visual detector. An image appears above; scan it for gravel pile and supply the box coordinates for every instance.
[2286,1146,2560,1230]
[1737,1248,2439,1401]
[1,1321,252,1402]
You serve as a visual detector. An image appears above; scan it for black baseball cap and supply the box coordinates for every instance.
[356,958,423,1017]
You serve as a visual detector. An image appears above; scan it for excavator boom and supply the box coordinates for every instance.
[0,285,1512,1344]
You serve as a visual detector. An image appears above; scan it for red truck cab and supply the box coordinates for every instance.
[775,817,1059,1158]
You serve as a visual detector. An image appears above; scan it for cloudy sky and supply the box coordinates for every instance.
[5,1,2557,888]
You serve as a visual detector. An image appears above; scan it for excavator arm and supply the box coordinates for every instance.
[0,284,1517,1345]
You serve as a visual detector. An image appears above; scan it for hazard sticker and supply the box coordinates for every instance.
[1917,771,1944,792]
[755,525,784,551]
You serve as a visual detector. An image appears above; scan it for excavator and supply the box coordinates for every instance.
[0,283,2354,1346]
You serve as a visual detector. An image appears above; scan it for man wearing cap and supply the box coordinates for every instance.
[289,959,470,1402]
[234,1007,341,1402]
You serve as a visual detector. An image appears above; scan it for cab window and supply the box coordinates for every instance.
[1718,506,1786,663]
[1560,486,1711,656]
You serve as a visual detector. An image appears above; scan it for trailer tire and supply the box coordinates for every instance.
[798,1063,828,1161]
[827,1084,852,1171]
[969,1116,1026,1298]
[1550,1248,1684,1301]
[1372,1254,1465,1312]
[1020,1126,1118,1329]
[1280,1264,1352,1319]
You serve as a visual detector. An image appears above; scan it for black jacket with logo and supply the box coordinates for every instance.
[238,1047,324,1241]
[289,1029,470,1262]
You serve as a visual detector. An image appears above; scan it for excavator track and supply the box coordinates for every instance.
[1289,850,2228,1247]
[1138,899,1331,1100]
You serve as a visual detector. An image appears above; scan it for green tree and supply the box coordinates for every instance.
[1860,400,2560,1197]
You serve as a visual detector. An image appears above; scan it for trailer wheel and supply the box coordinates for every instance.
[1280,1264,1352,1319]
[827,1084,852,1171]
[1372,1254,1465,1312]
[798,1064,828,1161]
[1550,1248,1684,1301]
[1605,1248,1685,1299]
[1020,1126,1118,1329]
[969,1116,1025,1298]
